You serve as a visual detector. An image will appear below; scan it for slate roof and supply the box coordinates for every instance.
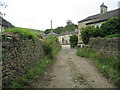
[78,8,120,24]
[48,32,58,36]
[0,16,14,28]
[58,31,77,36]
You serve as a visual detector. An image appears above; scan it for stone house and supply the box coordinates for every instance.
[0,16,14,32]
[78,3,120,44]
[58,29,78,45]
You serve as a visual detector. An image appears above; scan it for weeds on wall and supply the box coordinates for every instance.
[4,27,38,40]
[76,48,120,87]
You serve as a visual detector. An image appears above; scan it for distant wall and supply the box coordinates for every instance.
[89,37,120,58]
[2,33,44,87]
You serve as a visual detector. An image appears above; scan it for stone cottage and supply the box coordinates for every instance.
[58,29,78,45]
[78,3,120,44]
[0,16,14,32]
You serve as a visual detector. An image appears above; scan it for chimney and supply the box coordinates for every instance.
[100,3,107,13]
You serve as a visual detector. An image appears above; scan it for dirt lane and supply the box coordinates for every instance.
[31,45,115,88]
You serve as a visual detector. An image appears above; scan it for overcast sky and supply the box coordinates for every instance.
[1,0,119,31]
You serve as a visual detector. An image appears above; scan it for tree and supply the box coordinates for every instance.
[66,20,72,25]
[101,17,120,37]
[53,26,64,34]
[69,35,78,48]
[81,26,96,44]
[44,20,78,34]
[65,20,78,32]
[0,2,7,17]
[44,29,51,34]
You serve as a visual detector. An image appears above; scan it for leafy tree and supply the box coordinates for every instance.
[69,35,78,48]
[101,17,120,37]
[66,20,72,25]
[81,26,95,44]
[0,2,7,17]
[53,26,64,34]
[44,29,51,34]
[65,24,77,32]
[44,20,78,34]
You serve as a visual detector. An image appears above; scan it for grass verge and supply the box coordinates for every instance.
[9,57,53,88]
[76,48,120,87]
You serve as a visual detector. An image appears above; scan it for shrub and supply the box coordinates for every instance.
[43,41,52,58]
[4,27,38,40]
[43,35,61,58]
[81,26,96,44]
[101,17,120,37]
[69,35,78,48]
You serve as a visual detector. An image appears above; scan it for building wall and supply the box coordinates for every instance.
[0,25,5,32]
[58,33,77,45]
[58,36,63,44]
[87,22,103,28]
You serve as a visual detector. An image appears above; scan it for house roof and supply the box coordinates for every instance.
[48,32,58,35]
[58,31,77,36]
[0,16,14,28]
[78,8,119,24]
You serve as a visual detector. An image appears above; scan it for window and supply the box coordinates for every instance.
[95,24,101,28]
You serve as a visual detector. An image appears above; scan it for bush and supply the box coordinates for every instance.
[4,27,38,40]
[43,35,61,58]
[101,17,120,37]
[81,26,96,44]
[69,35,78,48]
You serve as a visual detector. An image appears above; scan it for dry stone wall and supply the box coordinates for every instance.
[89,37,120,58]
[2,32,44,87]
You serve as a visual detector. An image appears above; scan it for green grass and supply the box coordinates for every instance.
[4,27,38,40]
[76,48,120,87]
[106,33,120,38]
[9,57,53,88]
[52,42,62,56]
[76,48,95,58]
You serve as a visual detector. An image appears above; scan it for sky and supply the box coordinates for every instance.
[1,0,119,31]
